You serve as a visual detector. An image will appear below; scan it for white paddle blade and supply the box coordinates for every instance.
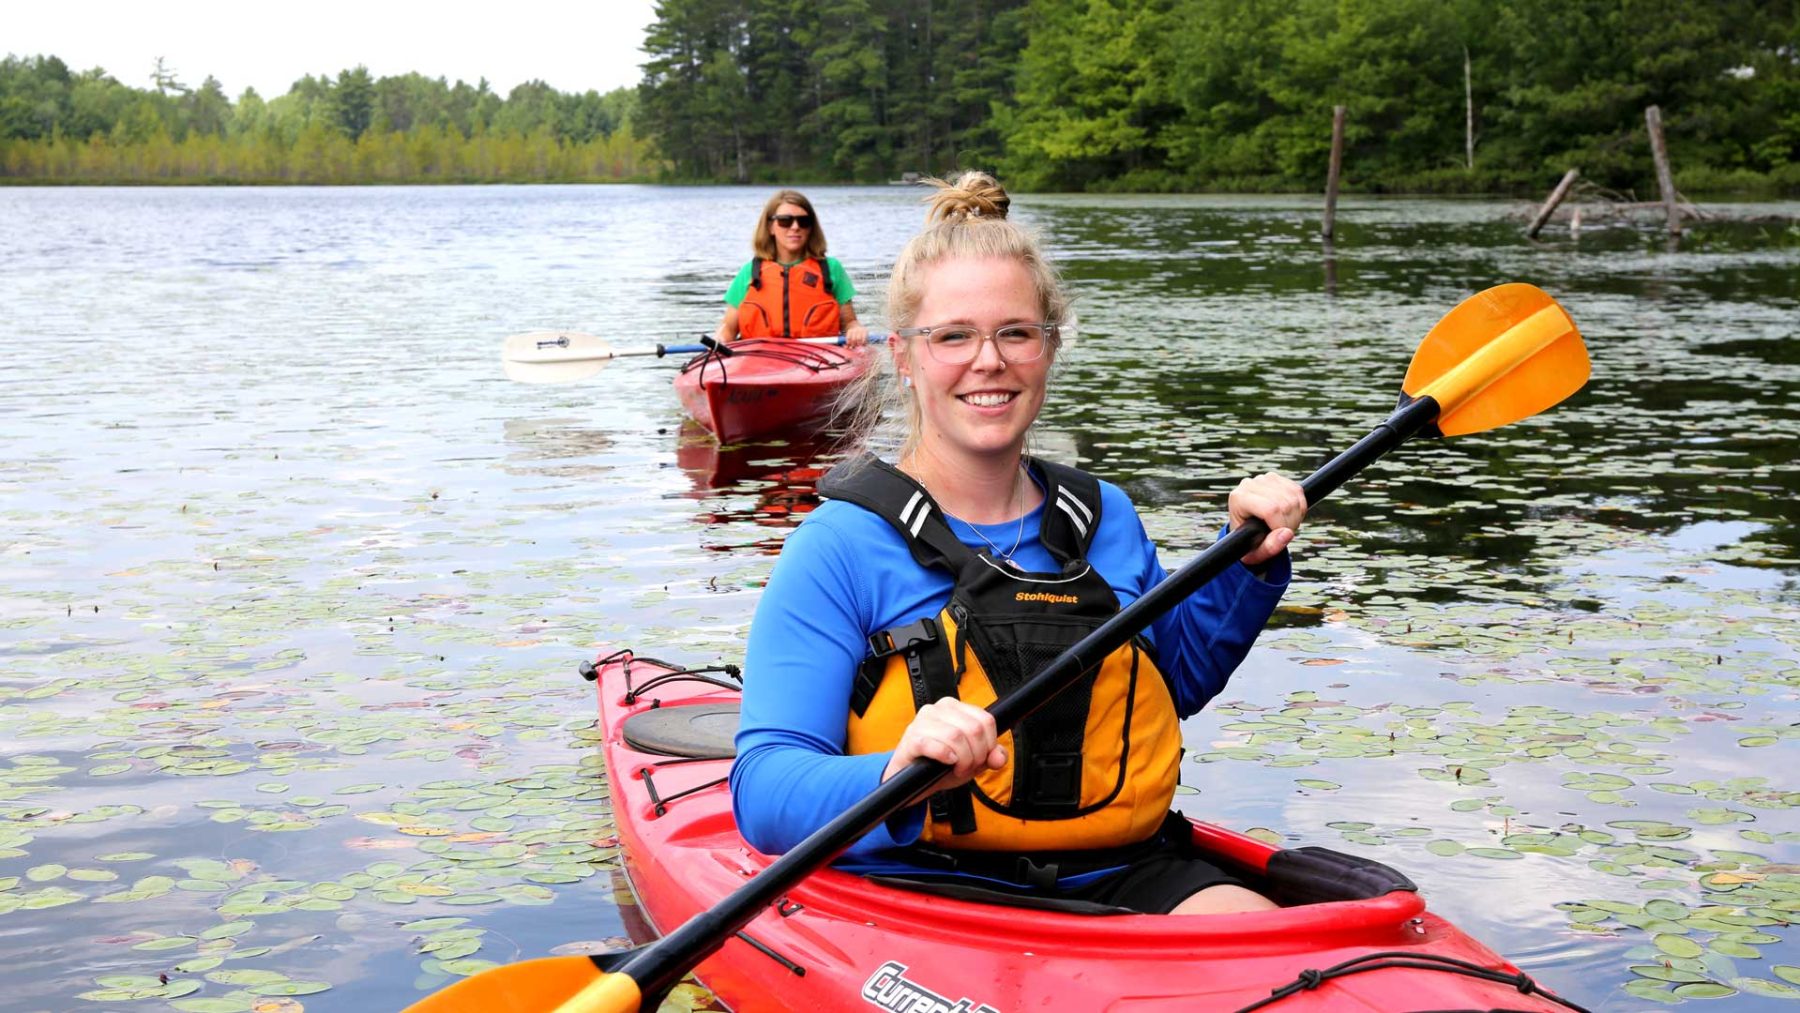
[502,356,611,385]
[503,330,614,364]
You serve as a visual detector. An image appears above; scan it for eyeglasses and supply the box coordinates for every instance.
[770,214,814,229]
[895,322,1057,364]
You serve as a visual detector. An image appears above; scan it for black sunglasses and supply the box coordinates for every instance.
[770,214,814,229]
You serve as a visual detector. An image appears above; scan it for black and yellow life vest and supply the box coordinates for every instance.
[739,257,841,339]
[819,456,1181,854]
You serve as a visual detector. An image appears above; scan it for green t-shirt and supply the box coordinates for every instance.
[724,257,855,307]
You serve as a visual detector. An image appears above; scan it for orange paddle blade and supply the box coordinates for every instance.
[402,955,639,1013]
[1401,283,1588,437]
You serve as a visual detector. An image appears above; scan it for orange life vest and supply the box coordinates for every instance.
[821,456,1181,854]
[738,258,842,339]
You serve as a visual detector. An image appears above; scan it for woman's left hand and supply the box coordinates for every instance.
[844,322,870,348]
[1228,472,1307,567]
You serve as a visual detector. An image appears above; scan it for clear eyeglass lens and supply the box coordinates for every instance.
[925,325,1048,363]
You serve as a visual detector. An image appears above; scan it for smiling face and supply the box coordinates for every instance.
[768,202,812,261]
[894,255,1052,466]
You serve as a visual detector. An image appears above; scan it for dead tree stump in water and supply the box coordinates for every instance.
[1322,106,1346,238]
[1646,105,1682,237]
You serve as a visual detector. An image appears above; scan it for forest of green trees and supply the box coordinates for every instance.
[5,0,1797,192]
[0,59,653,183]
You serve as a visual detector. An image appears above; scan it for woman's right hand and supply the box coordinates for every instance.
[881,697,1007,794]
[713,305,741,344]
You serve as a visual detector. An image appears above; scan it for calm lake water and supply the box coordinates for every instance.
[1,185,1797,1011]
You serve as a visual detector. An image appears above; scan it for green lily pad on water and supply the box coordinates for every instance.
[1732,977,1800,998]
[401,917,470,931]
[204,969,287,986]
[1671,981,1738,999]
[1654,933,1705,959]
[440,892,504,905]
[95,974,165,989]
[250,981,331,995]
[131,936,196,952]
[1631,965,1709,984]
[170,998,256,1013]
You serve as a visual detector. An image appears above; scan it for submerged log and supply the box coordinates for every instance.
[1525,169,1580,238]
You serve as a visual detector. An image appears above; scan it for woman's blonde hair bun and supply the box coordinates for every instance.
[924,170,1011,223]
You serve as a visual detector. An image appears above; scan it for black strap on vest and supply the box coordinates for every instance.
[816,454,1102,570]
[818,456,971,570]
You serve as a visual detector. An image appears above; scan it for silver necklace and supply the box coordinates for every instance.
[955,465,1030,563]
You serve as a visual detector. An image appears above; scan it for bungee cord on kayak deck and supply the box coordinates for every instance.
[583,651,745,818]
[1233,950,1593,1013]
[581,648,743,704]
[679,338,861,381]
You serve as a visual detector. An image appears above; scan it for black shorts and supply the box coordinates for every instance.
[1059,848,1243,914]
[895,814,1247,915]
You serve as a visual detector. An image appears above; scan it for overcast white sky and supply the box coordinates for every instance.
[7,0,660,98]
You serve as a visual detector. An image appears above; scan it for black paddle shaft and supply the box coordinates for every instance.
[614,393,1444,1006]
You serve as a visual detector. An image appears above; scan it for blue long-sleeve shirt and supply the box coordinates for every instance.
[729,475,1287,879]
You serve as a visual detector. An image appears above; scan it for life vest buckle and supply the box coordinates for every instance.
[866,617,939,661]
[1012,857,1061,890]
[852,618,942,717]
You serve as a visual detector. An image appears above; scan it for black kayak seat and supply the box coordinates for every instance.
[621,702,740,760]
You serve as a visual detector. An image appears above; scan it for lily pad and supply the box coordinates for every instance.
[1671,981,1737,999]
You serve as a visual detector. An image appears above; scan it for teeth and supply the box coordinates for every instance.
[961,392,1014,407]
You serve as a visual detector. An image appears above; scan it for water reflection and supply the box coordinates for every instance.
[676,424,845,554]
[503,417,615,478]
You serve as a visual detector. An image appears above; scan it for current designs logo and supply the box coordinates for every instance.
[862,960,1001,1013]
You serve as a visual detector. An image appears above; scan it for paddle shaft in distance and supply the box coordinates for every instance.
[504,332,851,365]
[600,394,1444,1008]
[501,332,866,385]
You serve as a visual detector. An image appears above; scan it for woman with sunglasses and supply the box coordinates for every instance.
[712,190,870,348]
[729,172,1307,914]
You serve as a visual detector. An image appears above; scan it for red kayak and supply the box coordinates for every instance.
[586,650,1585,1013]
[673,338,873,443]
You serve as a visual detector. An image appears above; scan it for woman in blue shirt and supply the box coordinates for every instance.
[730,172,1306,915]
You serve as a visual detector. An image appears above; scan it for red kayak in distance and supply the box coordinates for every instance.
[673,338,874,444]
[586,650,1586,1013]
